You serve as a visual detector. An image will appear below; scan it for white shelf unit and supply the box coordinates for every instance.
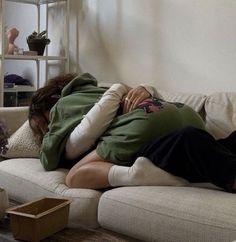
[0,0,70,106]
[4,85,36,92]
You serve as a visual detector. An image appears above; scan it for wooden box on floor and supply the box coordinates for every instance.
[6,197,71,242]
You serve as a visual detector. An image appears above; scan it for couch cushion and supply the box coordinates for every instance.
[98,186,236,242]
[0,107,28,135]
[158,90,206,113]
[205,92,236,139]
[0,158,102,228]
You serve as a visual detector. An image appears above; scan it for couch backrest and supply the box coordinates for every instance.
[158,89,207,113]
[0,107,28,135]
[205,92,236,139]
[159,90,236,139]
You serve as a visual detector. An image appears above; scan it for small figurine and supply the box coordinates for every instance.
[6,27,19,55]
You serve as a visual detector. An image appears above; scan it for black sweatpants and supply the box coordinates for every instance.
[137,126,236,192]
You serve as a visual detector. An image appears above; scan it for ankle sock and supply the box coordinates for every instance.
[108,157,189,187]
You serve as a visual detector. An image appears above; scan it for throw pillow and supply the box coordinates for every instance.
[2,120,40,158]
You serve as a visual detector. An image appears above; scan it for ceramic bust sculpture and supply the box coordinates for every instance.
[6,27,19,55]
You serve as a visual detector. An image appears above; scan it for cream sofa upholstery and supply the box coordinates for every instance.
[0,90,235,242]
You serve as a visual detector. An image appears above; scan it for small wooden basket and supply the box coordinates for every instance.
[6,197,71,242]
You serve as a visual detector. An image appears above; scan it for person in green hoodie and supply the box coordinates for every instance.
[29,73,236,193]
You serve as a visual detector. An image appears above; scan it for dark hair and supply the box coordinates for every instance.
[28,73,77,141]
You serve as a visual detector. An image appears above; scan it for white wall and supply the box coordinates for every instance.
[4,0,236,94]
[78,0,236,94]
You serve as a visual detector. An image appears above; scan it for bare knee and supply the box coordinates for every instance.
[65,166,92,188]
[65,162,112,189]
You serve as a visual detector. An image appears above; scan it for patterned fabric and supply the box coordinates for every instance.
[137,97,184,113]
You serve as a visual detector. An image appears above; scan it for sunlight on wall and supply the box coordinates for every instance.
[78,0,236,94]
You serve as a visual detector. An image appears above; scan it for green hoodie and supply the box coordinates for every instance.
[96,98,205,165]
[40,73,106,170]
[41,73,205,170]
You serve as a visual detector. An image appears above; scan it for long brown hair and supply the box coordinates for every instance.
[28,73,77,141]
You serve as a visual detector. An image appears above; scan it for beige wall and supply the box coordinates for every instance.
[75,0,236,94]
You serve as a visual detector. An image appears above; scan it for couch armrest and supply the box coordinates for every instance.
[0,106,28,135]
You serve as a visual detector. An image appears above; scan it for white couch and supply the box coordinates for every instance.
[0,90,235,242]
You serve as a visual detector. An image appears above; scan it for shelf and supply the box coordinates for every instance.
[0,54,67,61]
[4,85,36,93]
[5,0,66,5]
[0,0,69,106]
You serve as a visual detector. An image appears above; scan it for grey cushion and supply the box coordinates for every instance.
[98,186,236,242]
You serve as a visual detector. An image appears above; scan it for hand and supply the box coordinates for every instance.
[122,86,151,113]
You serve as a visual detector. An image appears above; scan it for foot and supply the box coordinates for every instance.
[129,157,189,186]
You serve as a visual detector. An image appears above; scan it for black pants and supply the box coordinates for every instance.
[137,126,236,192]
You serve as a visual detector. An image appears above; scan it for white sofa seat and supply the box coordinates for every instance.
[0,158,102,228]
[98,186,236,242]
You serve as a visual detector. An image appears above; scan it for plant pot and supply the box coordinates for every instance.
[27,39,49,56]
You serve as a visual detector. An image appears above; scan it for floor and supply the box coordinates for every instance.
[0,199,140,242]
[0,215,139,242]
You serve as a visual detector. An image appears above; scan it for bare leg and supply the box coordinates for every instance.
[66,161,113,189]
[65,150,113,189]
[66,150,188,189]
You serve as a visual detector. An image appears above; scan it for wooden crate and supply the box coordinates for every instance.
[6,197,71,242]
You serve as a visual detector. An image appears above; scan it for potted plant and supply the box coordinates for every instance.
[27,30,51,56]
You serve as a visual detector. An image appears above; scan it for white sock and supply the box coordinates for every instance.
[108,157,189,187]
